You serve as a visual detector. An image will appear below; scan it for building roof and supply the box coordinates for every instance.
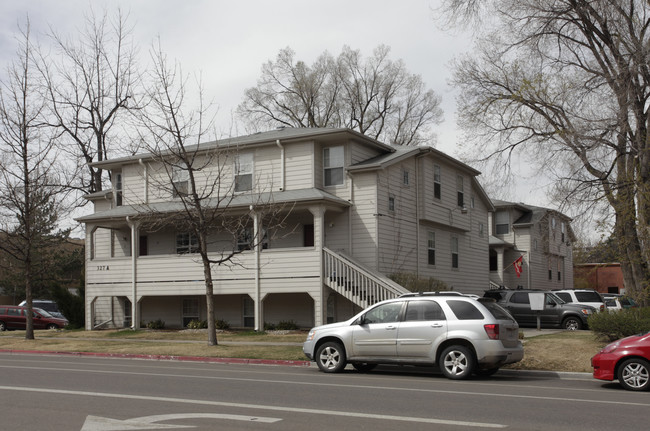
[90,127,394,170]
[76,188,351,223]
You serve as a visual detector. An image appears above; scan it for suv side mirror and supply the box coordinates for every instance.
[356,315,367,326]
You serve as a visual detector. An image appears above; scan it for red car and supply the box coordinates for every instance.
[592,331,650,391]
[0,305,68,331]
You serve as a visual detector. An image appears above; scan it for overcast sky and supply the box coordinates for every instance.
[1,1,559,216]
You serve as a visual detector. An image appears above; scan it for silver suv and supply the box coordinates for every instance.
[303,293,523,380]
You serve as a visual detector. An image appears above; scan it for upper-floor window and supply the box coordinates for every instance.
[403,169,410,186]
[561,222,566,242]
[495,211,509,234]
[456,175,464,208]
[451,236,459,269]
[114,172,123,206]
[324,146,344,186]
[234,153,253,192]
[478,222,484,238]
[172,166,189,198]
[176,232,198,254]
[388,195,395,212]
[237,227,268,251]
[427,231,436,265]
[433,164,441,199]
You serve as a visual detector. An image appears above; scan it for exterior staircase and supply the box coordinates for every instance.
[323,247,409,309]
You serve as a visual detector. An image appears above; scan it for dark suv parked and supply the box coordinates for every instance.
[483,289,596,330]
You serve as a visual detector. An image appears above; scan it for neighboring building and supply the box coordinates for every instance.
[77,128,492,330]
[574,263,625,295]
[488,200,575,291]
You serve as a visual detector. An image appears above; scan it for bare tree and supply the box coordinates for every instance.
[38,7,139,193]
[137,43,288,345]
[442,0,650,302]
[0,19,68,339]
[238,45,443,146]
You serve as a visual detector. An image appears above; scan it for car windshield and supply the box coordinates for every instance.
[34,307,53,318]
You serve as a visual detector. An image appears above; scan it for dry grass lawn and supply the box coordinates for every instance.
[505,331,607,373]
[0,328,608,372]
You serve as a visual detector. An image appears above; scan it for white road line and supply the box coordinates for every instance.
[0,385,506,428]
[1,363,649,407]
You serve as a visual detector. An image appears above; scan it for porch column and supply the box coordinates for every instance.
[126,217,140,329]
[251,208,262,331]
[309,205,326,326]
[496,247,505,287]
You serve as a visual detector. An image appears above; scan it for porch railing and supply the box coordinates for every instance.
[323,247,409,309]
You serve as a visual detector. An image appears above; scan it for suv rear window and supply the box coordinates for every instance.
[575,292,603,303]
[480,300,515,321]
[447,300,484,320]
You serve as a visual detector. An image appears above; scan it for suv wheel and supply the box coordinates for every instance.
[439,345,475,380]
[618,358,650,391]
[0,321,5,331]
[315,341,347,373]
[562,316,582,331]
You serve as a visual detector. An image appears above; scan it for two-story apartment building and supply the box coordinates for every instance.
[488,199,575,291]
[78,127,493,330]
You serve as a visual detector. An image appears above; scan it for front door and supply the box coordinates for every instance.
[351,301,403,358]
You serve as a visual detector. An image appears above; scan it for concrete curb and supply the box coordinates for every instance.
[0,349,311,367]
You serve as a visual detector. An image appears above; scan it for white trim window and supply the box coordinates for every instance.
[433,164,441,199]
[324,146,344,186]
[427,231,436,265]
[451,236,459,269]
[176,232,199,254]
[456,175,465,208]
[234,153,253,192]
[172,166,189,198]
[403,169,410,186]
[388,195,395,212]
[495,211,510,235]
[182,298,200,327]
[114,171,123,206]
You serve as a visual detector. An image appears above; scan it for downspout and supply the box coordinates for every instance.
[276,140,285,191]
[347,171,354,255]
[139,159,149,203]
[415,153,425,278]
[126,216,139,329]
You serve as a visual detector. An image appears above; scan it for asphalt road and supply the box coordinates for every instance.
[0,352,647,431]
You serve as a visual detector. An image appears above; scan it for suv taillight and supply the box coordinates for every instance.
[484,324,500,340]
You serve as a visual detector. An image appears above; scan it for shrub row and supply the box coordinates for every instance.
[588,307,650,342]
[186,319,231,330]
[264,320,299,331]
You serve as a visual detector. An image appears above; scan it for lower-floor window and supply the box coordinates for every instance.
[243,296,254,327]
[427,231,436,265]
[182,298,199,327]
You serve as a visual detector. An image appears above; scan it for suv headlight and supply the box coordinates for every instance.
[580,308,593,315]
[306,330,316,341]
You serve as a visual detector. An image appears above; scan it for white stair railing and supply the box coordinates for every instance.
[323,247,409,308]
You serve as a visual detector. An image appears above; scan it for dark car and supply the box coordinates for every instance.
[592,331,650,391]
[18,299,66,320]
[483,288,596,330]
[0,305,68,331]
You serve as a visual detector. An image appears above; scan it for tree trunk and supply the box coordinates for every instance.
[202,254,218,346]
